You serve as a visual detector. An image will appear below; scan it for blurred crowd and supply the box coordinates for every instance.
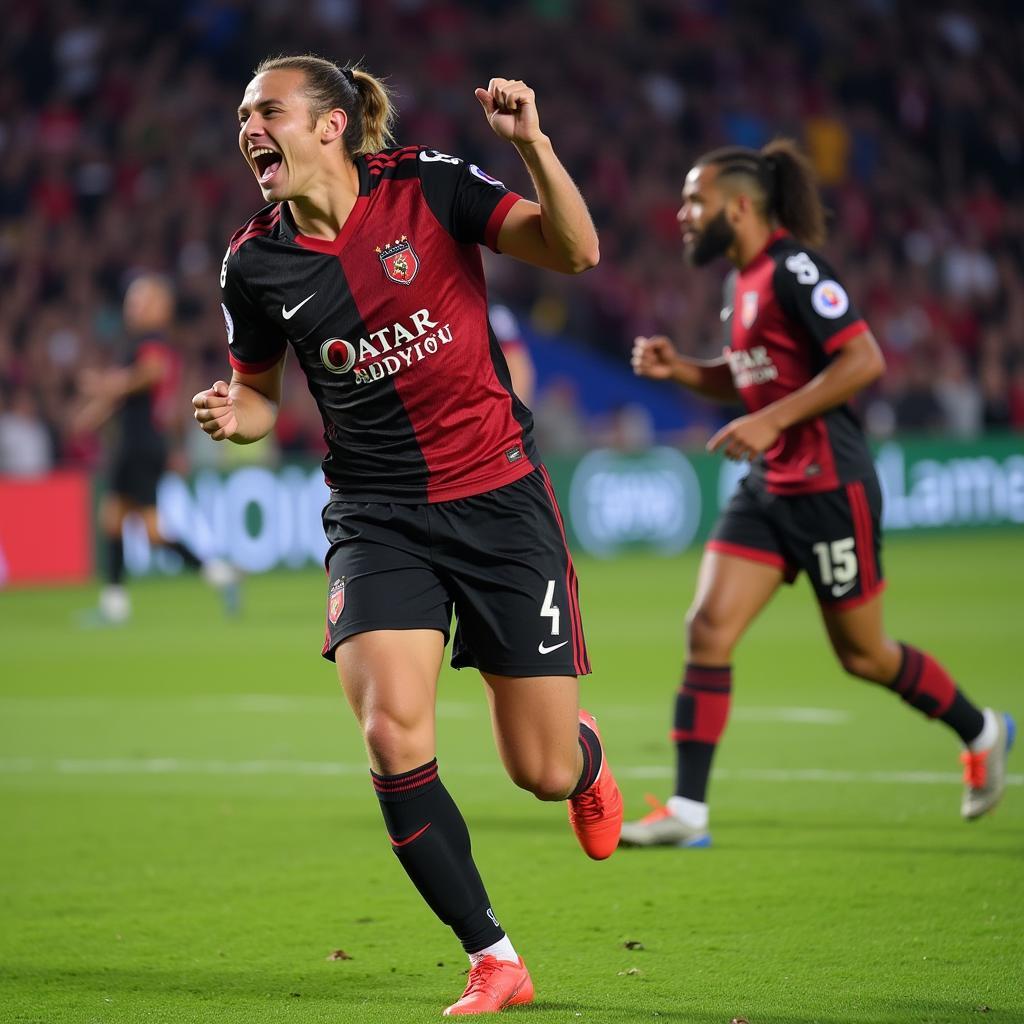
[2,0,1023,476]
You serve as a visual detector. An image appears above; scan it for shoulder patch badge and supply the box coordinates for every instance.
[811,280,849,319]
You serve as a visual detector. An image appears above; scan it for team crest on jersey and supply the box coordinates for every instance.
[328,577,346,624]
[376,236,419,285]
[741,291,759,329]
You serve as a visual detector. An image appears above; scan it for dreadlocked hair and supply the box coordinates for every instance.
[696,138,826,247]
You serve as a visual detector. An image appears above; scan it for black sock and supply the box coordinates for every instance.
[163,539,203,571]
[674,741,716,803]
[569,719,603,798]
[372,759,504,954]
[941,692,987,747]
[106,535,125,585]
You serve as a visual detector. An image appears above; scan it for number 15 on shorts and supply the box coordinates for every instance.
[812,537,859,598]
[539,579,568,655]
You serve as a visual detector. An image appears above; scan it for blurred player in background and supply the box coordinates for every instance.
[76,274,239,623]
[490,303,535,406]
[192,56,620,1016]
[624,140,1014,849]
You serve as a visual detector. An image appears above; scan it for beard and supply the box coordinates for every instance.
[686,210,735,266]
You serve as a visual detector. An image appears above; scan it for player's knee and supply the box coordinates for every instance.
[361,710,426,767]
[836,648,889,683]
[508,761,576,802]
[686,604,733,661]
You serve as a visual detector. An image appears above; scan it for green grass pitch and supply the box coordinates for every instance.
[1,532,1021,1024]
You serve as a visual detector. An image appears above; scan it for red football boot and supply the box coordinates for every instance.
[442,955,534,1016]
[567,709,623,860]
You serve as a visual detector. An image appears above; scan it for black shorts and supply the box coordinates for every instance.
[110,447,167,507]
[320,466,591,677]
[708,473,885,609]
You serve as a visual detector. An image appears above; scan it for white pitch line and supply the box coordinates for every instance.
[0,758,1019,787]
[0,697,850,724]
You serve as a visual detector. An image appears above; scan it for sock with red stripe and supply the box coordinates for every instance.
[569,719,603,798]
[889,644,985,745]
[371,759,505,954]
[672,664,733,803]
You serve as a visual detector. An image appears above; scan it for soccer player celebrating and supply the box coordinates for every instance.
[623,140,1014,849]
[76,273,239,623]
[192,56,622,1015]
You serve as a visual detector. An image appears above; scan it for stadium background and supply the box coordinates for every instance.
[2,0,1024,581]
[1,3,1022,1023]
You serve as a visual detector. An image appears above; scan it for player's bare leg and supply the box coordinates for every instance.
[336,630,528,1014]
[336,629,442,773]
[481,673,581,798]
[138,507,241,614]
[821,595,1014,819]
[620,550,782,848]
[92,495,132,623]
[482,672,623,859]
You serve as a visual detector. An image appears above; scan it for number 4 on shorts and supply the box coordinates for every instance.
[541,579,560,636]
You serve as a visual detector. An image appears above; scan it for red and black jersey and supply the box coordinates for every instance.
[115,333,179,454]
[220,145,537,503]
[721,229,874,495]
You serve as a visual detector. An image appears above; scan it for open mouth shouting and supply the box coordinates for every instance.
[250,146,283,186]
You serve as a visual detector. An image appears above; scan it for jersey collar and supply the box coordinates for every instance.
[283,157,372,255]
[740,227,789,271]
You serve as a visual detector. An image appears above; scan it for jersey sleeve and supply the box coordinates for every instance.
[772,250,868,355]
[417,148,523,252]
[220,247,288,374]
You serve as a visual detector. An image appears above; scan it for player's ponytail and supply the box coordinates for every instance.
[348,67,395,155]
[253,54,395,158]
[760,138,826,248]
[697,138,827,247]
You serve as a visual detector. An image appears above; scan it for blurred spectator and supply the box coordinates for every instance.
[894,356,945,435]
[532,377,590,456]
[0,388,54,476]
[934,346,982,438]
[980,355,1012,431]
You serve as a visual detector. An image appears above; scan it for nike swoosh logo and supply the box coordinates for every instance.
[830,581,857,598]
[282,292,316,319]
[389,822,431,848]
[538,640,569,655]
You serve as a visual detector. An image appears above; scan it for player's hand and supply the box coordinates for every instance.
[475,79,542,144]
[192,381,237,441]
[706,410,781,462]
[631,336,680,381]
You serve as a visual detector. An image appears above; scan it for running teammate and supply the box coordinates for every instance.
[76,274,238,623]
[623,140,1014,849]
[191,56,622,1015]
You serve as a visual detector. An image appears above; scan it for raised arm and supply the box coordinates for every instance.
[476,78,599,274]
[192,353,286,444]
[631,335,740,403]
